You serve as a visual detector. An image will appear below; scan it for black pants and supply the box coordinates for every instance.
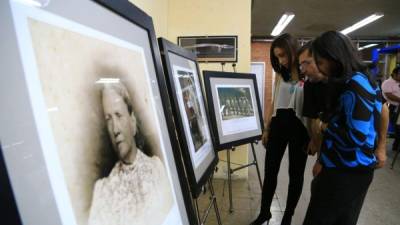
[389,105,400,150]
[260,109,309,216]
[303,169,374,225]
[393,125,400,151]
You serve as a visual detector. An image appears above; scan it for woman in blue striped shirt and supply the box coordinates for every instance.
[302,31,387,225]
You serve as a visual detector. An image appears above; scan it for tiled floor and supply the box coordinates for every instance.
[196,139,400,225]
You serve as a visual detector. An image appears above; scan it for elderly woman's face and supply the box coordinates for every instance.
[102,88,137,161]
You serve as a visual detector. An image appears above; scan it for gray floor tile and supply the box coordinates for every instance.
[196,139,400,225]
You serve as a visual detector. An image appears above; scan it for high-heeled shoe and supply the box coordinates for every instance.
[249,212,272,225]
[280,213,292,225]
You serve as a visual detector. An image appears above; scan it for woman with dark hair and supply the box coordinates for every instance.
[302,31,387,225]
[251,33,310,225]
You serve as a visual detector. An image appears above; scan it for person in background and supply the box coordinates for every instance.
[250,33,309,225]
[297,41,328,177]
[382,66,400,151]
[302,31,387,225]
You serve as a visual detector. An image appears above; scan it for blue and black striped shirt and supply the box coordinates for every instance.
[320,72,382,170]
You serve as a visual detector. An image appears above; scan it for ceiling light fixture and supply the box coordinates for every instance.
[95,78,120,84]
[341,13,384,35]
[15,0,50,7]
[358,43,378,51]
[271,12,295,37]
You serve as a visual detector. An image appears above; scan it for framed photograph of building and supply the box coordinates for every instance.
[177,36,238,63]
[203,71,264,150]
[0,0,197,225]
[158,38,218,198]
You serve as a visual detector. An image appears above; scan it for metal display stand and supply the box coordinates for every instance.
[209,63,264,213]
[221,62,226,72]
[194,176,222,225]
[391,150,399,169]
[226,140,263,213]
[232,63,237,72]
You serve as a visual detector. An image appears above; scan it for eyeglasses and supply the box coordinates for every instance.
[299,60,312,71]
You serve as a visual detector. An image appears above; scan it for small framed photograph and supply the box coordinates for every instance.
[203,71,264,150]
[177,36,238,63]
[0,0,197,224]
[158,38,218,198]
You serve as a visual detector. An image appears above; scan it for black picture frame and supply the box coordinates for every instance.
[203,71,264,150]
[158,38,219,198]
[0,142,22,225]
[0,0,197,224]
[95,1,198,224]
[177,36,238,63]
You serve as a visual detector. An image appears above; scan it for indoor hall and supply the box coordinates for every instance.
[1,0,399,225]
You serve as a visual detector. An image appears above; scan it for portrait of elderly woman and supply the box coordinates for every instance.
[88,82,173,225]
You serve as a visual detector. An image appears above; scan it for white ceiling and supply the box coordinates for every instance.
[251,0,400,39]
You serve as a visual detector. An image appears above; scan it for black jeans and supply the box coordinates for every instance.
[389,105,400,150]
[393,125,400,151]
[260,109,309,216]
[303,169,374,225]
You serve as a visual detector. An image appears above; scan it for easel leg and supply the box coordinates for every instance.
[194,197,201,225]
[391,150,400,169]
[208,178,222,225]
[227,148,233,213]
[196,178,223,225]
[251,142,263,190]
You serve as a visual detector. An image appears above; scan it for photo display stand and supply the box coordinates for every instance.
[391,149,399,169]
[0,0,197,224]
[203,70,265,212]
[193,175,222,225]
[158,38,221,225]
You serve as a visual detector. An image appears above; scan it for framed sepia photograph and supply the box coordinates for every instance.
[177,36,238,63]
[158,38,218,198]
[0,0,197,225]
[203,71,264,150]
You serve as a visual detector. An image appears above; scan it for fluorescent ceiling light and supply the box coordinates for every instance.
[95,78,120,84]
[271,12,295,36]
[47,107,59,112]
[341,13,384,35]
[15,0,50,7]
[358,43,378,51]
